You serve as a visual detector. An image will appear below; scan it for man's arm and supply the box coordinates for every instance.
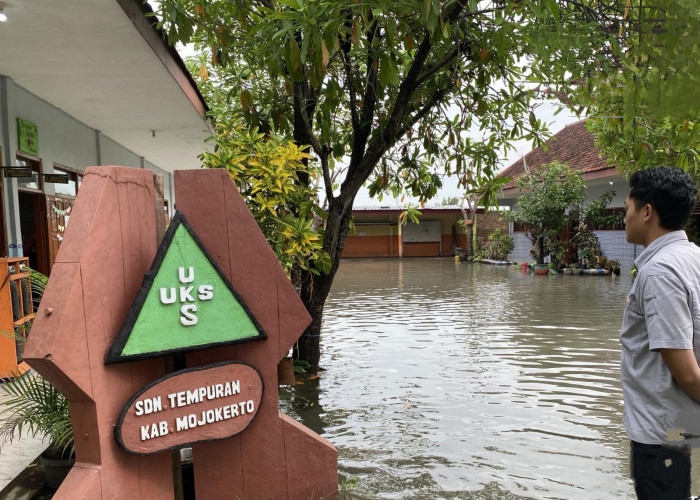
[660,348,700,403]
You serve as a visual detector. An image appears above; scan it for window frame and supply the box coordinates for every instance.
[51,164,82,198]
[15,152,43,193]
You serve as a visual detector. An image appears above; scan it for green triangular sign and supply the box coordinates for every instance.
[106,211,266,363]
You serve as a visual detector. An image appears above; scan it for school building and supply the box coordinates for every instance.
[497,120,635,267]
[0,0,210,275]
[342,206,506,258]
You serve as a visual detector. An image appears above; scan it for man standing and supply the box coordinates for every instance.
[621,166,700,499]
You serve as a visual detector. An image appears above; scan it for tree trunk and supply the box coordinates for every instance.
[537,234,545,265]
[294,197,353,373]
[463,199,475,257]
[466,227,473,257]
[471,212,478,256]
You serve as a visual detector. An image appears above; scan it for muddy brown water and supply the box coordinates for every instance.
[279,259,636,499]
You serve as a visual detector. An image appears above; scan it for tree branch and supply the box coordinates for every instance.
[339,12,359,133]
[415,50,457,87]
[345,14,382,182]
[393,80,455,156]
[320,146,334,203]
[375,33,433,152]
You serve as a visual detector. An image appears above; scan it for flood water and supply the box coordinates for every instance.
[279,259,636,499]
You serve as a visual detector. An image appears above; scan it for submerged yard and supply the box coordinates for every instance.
[280,258,635,499]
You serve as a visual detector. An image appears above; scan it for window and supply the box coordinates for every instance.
[15,154,42,191]
[52,165,82,197]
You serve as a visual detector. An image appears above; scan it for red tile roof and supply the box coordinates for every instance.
[498,119,611,190]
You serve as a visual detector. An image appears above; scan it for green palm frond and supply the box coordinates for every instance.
[27,268,48,312]
[0,371,73,458]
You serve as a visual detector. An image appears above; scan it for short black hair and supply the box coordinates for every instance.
[629,166,697,230]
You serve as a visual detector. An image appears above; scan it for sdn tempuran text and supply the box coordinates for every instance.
[132,379,256,441]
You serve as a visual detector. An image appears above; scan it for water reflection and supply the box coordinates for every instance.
[279,259,636,499]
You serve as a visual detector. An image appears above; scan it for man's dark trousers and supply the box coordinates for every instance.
[631,441,691,499]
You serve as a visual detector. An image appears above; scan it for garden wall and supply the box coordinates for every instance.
[594,230,639,272]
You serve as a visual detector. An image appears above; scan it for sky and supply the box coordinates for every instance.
[175,43,582,208]
[353,100,581,207]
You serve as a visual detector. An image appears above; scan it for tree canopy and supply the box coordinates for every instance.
[157,0,612,205]
[199,120,331,276]
[153,0,648,369]
[561,0,700,175]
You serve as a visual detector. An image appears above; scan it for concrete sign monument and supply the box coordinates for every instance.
[23,166,338,499]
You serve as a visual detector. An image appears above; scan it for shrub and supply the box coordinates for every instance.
[483,229,514,260]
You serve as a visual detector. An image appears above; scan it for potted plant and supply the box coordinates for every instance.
[605,259,621,276]
[570,222,601,270]
[484,229,515,261]
[0,268,74,489]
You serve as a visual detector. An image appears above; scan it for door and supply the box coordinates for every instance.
[18,191,50,275]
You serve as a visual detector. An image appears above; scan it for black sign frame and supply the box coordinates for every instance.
[1,167,33,178]
[43,173,70,184]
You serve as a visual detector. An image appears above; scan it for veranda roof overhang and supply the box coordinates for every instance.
[0,0,211,173]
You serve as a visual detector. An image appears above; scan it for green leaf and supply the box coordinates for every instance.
[547,0,560,21]
[379,53,399,87]
[286,37,304,82]
[313,250,332,274]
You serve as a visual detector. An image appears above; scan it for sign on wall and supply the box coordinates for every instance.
[106,210,266,364]
[44,173,69,184]
[115,362,263,455]
[17,118,39,156]
[2,167,32,178]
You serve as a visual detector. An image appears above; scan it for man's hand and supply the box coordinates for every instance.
[660,348,700,403]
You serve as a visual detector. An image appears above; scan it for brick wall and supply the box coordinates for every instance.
[343,235,399,257]
[443,233,468,255]
[475,212,508,239]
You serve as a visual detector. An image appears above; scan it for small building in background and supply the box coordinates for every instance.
[496,119,638,268]
[342,206,507,258]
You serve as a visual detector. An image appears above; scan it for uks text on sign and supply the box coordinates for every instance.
[159,266,214,325]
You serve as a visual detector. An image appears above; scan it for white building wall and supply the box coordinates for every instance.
[595,231,639,272]
[585,183,627,208]
[0,76,175,257]
[510,232,533,263]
